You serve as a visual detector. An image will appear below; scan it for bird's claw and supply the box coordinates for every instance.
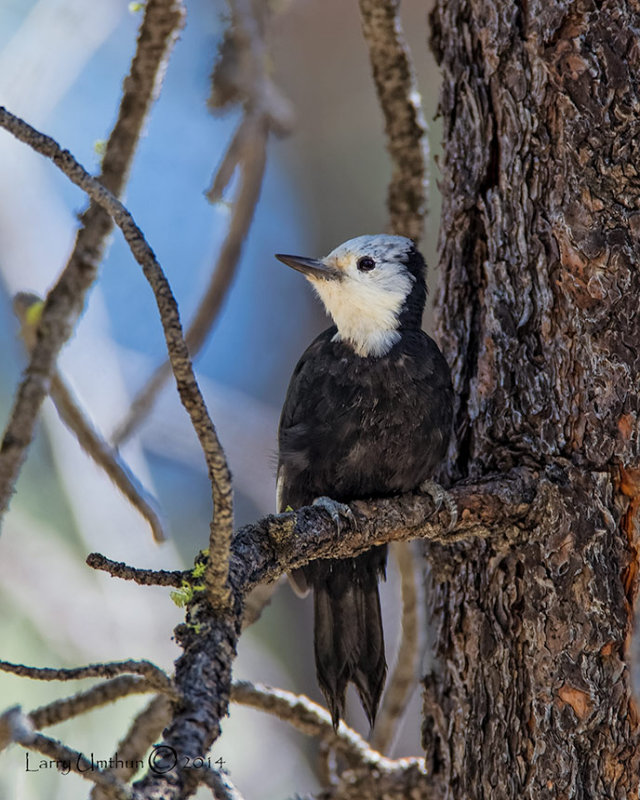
[419,479,458,530]
[312,496,357,534]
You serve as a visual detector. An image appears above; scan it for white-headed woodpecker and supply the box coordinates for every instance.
[275,234,453,729]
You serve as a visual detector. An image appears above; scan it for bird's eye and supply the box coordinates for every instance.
[357,256,376,272]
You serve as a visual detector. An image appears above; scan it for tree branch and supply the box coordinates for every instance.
[230,680,400,771]
[0,106,233,610]
[0,0,185,522]
[86,552,187,587]
[230,468,537,592]
[0,707,131,799]
[358,0,429,242]
[0,658,174,694]
[13,292,167,543]
[199,766,246,800]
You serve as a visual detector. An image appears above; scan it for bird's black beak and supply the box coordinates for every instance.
[275,254,341,281]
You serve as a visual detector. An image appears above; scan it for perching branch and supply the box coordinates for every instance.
[12,292,167,543]
[112,0,293,446]
[0,0,184,523]
[358,0,429,242]
[229,468,537,593]
[0,106,233,611]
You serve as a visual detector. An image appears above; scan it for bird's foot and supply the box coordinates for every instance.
[312,496,356,534]
[419,479,458,530]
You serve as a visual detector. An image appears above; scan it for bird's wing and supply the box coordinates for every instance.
[276,327,337,512]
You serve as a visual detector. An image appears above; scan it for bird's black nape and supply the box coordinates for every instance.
[397,245,427,330]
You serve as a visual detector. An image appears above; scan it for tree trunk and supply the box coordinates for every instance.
[423,0,640,798]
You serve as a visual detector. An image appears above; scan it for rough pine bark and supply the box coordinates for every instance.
[423,0,640,798]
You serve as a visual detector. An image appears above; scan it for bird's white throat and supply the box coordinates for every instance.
[311,266,413,357]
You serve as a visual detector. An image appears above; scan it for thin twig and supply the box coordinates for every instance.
[370,541,421,754]
[0,0,185,522]
[0,107,233,611]
[0,658,174,694]
[12,293,167,543]
[199,766,246,800]
[86,552,187,587]
[91,695,173,800]
[1,707,131,798]
[358,0,428,241]
[29,676,160,730]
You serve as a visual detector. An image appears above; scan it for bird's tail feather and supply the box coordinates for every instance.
[309,546,387,730]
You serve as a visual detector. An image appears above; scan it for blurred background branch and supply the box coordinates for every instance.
[358,0,429,242]
[29,676,160,729]
[0,0,185,521]
[369,541,423,754]
[358,0,430,755]
[13,292,167,542]
[112,0,293,447]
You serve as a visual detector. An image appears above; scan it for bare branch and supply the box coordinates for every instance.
[230,680,400,771]
[199,766,246,800]
[86,552,187,587]
[0,107,233,609]
[29,676,158,729]
[370,541,421,754]
[0,658,174,694]
[12,292,167,543]
[0,0,185,521]
[91,695,173,800]
[358,0,428,241]
[231,469,537,592]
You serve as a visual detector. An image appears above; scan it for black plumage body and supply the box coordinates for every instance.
[279,327,452,508]
[276,236,453,729]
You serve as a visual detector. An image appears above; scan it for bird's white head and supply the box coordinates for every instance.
[276,235,426,358]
